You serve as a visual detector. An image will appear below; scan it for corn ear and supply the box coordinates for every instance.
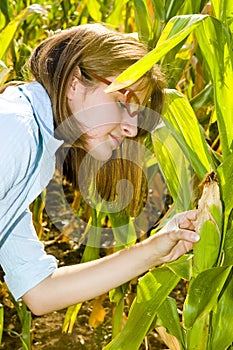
[193,172,222,277]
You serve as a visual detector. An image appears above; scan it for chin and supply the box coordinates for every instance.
[89,148,113,161]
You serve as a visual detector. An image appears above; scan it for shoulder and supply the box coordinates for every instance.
[0,87,40,163]
[0,86,41,197]
[0,84,38,136]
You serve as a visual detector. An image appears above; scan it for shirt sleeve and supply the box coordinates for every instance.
[0,209,58,301]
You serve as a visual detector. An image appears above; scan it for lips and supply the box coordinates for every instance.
[110,134,122,148]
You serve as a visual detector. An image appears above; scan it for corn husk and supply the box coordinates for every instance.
[193,171,222,277]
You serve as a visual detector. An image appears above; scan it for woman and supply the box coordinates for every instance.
[0,23,199,315]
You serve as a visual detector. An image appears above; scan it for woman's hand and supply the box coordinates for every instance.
[144,210,199,265]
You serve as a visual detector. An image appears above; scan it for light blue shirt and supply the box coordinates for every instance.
[0,82,63,300]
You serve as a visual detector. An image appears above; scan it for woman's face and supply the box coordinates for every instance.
[67,76,146,161]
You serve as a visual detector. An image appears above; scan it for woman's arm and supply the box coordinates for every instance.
[23,210,199,315]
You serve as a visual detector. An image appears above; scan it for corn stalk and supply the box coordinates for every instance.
[1,1,233,349]
[103,3,233,349]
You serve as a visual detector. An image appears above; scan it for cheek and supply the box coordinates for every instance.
[76,103,122,130]
[86,125,114,138]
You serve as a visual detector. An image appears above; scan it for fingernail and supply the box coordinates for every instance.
[192,234,200,242]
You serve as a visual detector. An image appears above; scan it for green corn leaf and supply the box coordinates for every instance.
[111,294,124,338]
[137,271,162,303]
[62,303,82,334]
[167,254,193,281]
[211,0,233,32]
[151,0,165,21]
[106,0,128,26]
[109,283,129,337]
[165,0,185,22]
[133,0,152,44]
[210,271,233,349]
[162,89,214,179]
[181,0,203,14]
[0,0,9,24]
[218,154,233,217]
[152,125,193,211]
[105,14,209,91]
[104,267,180,350]
[193,220,221,276]
[108,212,137,248]
[183,266,232,329]
[81,208,105,261]
[186,313,210,350]
[0,4,46,61]
[190,83,214,112]
[87,0,102,21]
[157,297,185,349]
[21,310,31,350]
[150,0,164,41]
[195,16,233,158]
[222,228,233,266]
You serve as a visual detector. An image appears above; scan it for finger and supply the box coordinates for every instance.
[169,229,200,243]
[179,219,196,230]
[162,240,194,263]
[179,210,197,229]
[185,209,197,221]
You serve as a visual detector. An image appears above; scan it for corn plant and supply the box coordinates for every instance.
[102,1,233,349]
[1,0,233,349]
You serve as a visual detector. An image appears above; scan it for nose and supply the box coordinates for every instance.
[120,116,138,137]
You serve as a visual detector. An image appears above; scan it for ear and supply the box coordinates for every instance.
[67,66,82,101]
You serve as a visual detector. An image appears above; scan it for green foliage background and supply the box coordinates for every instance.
[1,1,233,349]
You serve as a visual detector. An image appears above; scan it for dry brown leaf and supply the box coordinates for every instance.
[156,326,181,350]
[88,295,106,328]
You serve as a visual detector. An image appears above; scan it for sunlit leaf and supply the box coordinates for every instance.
[152,125,193,211]
[195,16,233,157]
[105,14,209,92]
[62,303,82,334]
[183,266,232,329]
[211,0,233,32]
[165,0,185,22]
[87,0,102,21]
[0,4,46,61]
[210,271,233,349]
[157,297,185,349]
[133,0,152,44]
[106,0,128,26]
[186,313,209,350]
[103,267,179,350]
[21,310,31,350]
[217,154,233,216]
[167,254,193,281]
[162,89,214,179]
[222,228,233,266]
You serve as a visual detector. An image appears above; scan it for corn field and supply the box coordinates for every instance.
[1,0,233,349]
